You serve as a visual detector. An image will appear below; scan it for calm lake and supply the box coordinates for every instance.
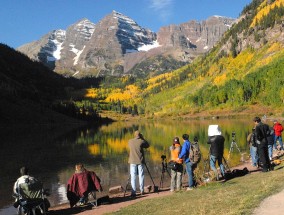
[0,117,271,215]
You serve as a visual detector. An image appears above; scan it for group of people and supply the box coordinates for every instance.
[13,117,283,211]
[127,125,227,195]
[168,124,228,191]
[168,134,197,192]
[247,117,283,172]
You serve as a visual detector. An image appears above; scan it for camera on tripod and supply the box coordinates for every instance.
[232,131,236,140]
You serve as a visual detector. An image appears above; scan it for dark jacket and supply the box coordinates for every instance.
[267,127,274,145]
[255,122,270,145]
[207,135,225,157]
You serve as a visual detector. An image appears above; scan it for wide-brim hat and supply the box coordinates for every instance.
[208,125,222,136]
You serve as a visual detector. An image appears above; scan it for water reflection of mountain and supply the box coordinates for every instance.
[0,118,257,213]
[0,123,98,209]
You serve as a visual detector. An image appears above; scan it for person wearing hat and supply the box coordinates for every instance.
[177,134,195,190]
[128,130,149,197]
[273,120,284,151]
[207,125,226,180]
[169,137,183,192]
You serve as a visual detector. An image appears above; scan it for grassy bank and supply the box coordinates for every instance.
[111,162,284,215]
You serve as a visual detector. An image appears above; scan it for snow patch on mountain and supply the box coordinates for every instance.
[47,30,66,61]
[71,45,85,65]
[72,71,80,76]
[52,40,64,60]
[138,40,161,51]
[75,18,95,40]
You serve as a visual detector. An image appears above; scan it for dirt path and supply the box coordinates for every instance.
[252,188,284,215]
[48,151,284,215]
[49,189,173,215]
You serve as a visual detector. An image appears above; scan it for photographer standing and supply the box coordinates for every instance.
[128,130,150,197]
[169,137,183,191]
[207,125,226,181]
[253,117,272,172]
[247,128,259,167]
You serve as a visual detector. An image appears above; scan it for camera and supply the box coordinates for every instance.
[232,131,236,137]
[161,155,166,160]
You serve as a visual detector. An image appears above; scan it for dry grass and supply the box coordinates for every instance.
[111,163,284,215]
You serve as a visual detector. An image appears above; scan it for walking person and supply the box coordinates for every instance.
[247,128,259,167]
[207,125,226,181]
[254,116,272,172]
[169,137,183,192]
[273,120,284,151]
[177,134,195,191]
[128,130,150,197]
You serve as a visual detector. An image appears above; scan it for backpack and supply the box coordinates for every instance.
[189,142,201,165]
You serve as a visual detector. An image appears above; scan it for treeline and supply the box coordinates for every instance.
[51,100,102,122]
[130,55,186,78]
[189,56,284,108]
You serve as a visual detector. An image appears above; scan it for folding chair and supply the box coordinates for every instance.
[14,181,47,215]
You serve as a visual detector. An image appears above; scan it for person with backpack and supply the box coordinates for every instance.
[169,137,183,192]
[177,134,195,191]
[247,127,259,167]
[273,120,284,151]
[207,125,226,181]
[190,136,201,166]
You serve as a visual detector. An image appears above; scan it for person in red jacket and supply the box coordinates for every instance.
[273,120,284,151]
[67,163,102,207]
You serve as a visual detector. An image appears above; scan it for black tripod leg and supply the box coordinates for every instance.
[159,172,164,188]
[222,156,231,172]
[145,163,158,192]
[123,174,131,197]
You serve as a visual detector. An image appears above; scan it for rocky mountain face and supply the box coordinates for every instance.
[156,16,235,61]
[17,11,235,78]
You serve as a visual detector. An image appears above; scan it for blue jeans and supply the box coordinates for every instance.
[250,146,259,166]
[185,162,195,188]
[130,164,144,195]
[210,155,225,178]
[268,145,273,160]
[274,135,283,150]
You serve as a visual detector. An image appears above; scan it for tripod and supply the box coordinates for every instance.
[203,147,231,182]
[159,156,171,188]
[123,163,158,197]
[227,133,242,161]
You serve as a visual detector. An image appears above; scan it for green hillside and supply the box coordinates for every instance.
[79,0,284,119]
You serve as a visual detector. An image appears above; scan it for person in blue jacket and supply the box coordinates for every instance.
[177,134,195,190]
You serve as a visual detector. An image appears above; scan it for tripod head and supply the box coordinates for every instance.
[232,131,236,142]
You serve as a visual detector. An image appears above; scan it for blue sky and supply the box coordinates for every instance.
[1,0,252,48]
